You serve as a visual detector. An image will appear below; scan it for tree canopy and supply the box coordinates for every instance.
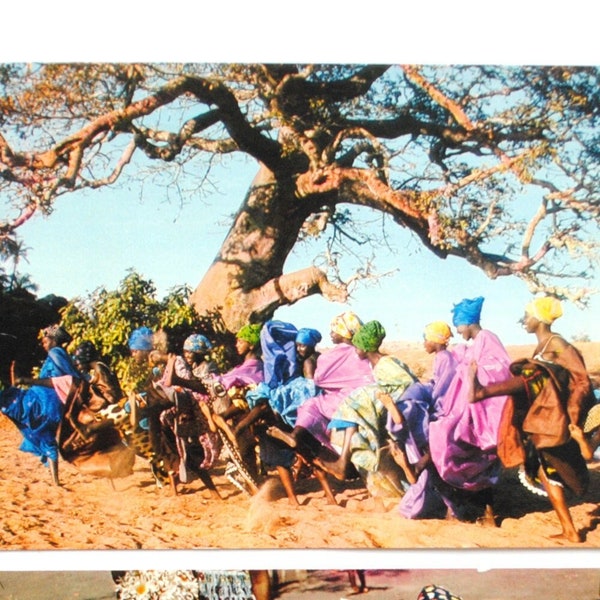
[1,64,598,331]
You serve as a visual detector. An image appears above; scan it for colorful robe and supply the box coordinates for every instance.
[428,329,511,492]
[294,343,374,448]
[1,347,80,463]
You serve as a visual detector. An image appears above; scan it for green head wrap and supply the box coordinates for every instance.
[236,323,262,347]
[352,320,386,353]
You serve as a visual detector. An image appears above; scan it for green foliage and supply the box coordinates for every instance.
[60,270,238,392]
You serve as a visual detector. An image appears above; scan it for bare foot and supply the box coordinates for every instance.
[313,456,348,481]
[267,425,297,448]
[569,423,594,460]
[550,530,584,543]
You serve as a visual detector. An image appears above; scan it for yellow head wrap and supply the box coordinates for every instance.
[330,311,363,339]
[424,321,453,345]
[525,297,563,325]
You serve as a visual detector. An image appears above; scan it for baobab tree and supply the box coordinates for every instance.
[0,64,598,332]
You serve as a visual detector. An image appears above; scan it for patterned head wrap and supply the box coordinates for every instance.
[295,328,322,347]
[352,320,386,352]
[451,296,485,327]
[417,584,463,600]
[73,341,99,364]
[183,334,212,354]
[41,324,72,346]
[525,296,563,324]
[330,311,363,339]
[424,321,453,345]
[128,326,154,351]
[236,323,262,347]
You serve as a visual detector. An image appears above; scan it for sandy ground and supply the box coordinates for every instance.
[0,569,599,600]
[0,343,599,553]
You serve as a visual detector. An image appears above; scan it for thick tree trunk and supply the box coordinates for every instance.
[189,165,347,332]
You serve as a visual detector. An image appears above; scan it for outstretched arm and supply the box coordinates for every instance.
[14,376,54,388]
[470,361,525,403]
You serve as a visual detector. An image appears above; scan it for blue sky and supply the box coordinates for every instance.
[15,153,599,347]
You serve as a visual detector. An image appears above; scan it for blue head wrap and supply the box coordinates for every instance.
[183,334,212,353]
[451,296,485,327]
[128,326,154,351]
[296,327,323,348]
[295,328,322,347]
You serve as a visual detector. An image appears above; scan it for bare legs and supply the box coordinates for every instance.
[267,425,298,448]
[347,570,368,594]
[313,425,357,481]
[538,465,583,542]
[277,466,300,506]
[568,424,595,461]
[49,458,59,486]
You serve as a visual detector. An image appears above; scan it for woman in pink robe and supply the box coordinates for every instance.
[267,311,374,452]
[428,297,511,521]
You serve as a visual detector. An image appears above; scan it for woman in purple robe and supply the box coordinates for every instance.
[394,321,458,519]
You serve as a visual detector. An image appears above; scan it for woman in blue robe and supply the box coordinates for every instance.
[0,325,80,484]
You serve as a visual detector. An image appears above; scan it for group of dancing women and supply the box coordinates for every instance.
[1,295,598,543]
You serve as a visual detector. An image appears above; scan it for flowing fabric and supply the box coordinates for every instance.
[429,349,459,417]
[247,377,319,428]
[503,337,593,496]
[387,381,433,464]
[396,351,459,519]
[429,330,511,491]
[249,321,317,468]
[248,319,313,424]
[260,320,300,388]
[0,347,80,463]
[535,336,594,429]
[217,358,264,390]
[294,343,374,447]
[329,355,417,496]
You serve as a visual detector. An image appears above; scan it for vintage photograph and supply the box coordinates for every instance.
[0,62,598,551]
